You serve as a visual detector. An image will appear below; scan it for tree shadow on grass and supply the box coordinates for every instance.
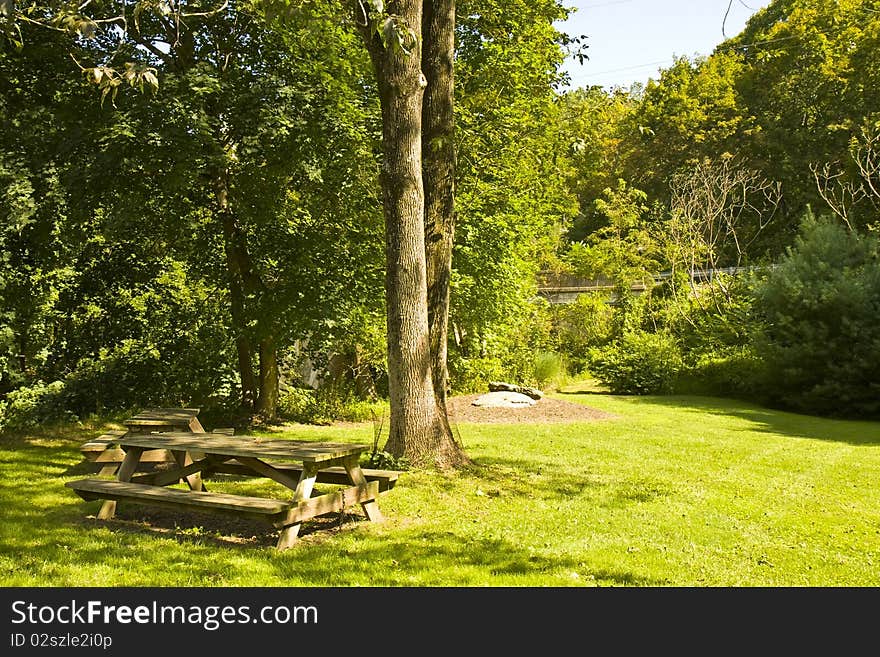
[636,394,880,446]
[462,455,675,507]
[267,529,664,587]
[2,498,664,587]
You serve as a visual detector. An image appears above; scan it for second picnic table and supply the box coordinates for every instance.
[67,431,384,549]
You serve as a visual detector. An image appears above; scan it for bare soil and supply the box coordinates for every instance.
[445,393,616,425]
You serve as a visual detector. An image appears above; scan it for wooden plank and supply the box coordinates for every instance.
[79,431,127,451]
[125,408,200,424]
[66,479,290,516]
[343,457,383,522]
[171,449,205,492]
[233,456,302,492]
[275,481,380,526]
[124,407,202,436]
[97,446,143,520]
[276,464,318,549]
[207,462,399,491]
[82,448,173,464]
[188,416,206,433]
[130,455,230,488]
[116,432,367,464]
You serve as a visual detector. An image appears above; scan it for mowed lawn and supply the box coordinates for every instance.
[1,392,878,587]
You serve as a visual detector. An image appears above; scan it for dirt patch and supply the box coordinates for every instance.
[445,393,615,424]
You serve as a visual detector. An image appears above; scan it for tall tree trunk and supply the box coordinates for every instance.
[217,171,258,410]
[422,0,456,408]
[256,334,279,420]
[358,0,467,469]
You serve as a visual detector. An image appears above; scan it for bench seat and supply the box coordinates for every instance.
[66,478,292,521]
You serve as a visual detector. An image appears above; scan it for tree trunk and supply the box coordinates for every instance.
[256,334,279,420]
[217,172,258,410]
[422,0,457,410]
[358,0,467,469]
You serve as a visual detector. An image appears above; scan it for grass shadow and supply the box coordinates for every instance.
[266,529,665,586]
[633,394,880,446]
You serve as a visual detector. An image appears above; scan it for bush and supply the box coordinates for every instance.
[675,347,766,399]
[751,212,880,417]
[0,380,74,434]
[448,356,507,395]
[532,351,566,390]
[552,292,614,372]
[278,385,387,425]
[588,330,683,394]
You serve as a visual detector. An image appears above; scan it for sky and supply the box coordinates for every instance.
[556,0,773,90]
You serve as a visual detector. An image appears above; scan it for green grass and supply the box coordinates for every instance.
[1,392,879,586]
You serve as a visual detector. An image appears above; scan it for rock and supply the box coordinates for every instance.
[471,391,537,408]
[488,381,544,400]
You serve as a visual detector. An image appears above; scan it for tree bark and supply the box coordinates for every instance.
[217,171,258,410]
[358,0,467,469]
[256,334,279,419]
[422,0,456,409]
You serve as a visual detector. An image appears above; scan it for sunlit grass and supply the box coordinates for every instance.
[1,392,878,586]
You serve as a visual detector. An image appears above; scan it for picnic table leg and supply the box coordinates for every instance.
[97,446,144,520]
[188,416,206,433]
[170,450,205,492]
[343,456,383,523]
[276,464,319,550]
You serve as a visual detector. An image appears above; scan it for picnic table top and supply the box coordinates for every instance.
[123,408,201,428]
[116,431,368,464]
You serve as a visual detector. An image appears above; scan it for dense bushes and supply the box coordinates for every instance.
[587,330,683,394]
[561,212,879,419]
[751,214,880,417]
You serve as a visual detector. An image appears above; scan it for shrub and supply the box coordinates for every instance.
[551,292,614,372]
[588,330,683,394]
[532,351,566,389]
[277,385,387,425]
[675,347,766,399]
[751,212,880,417]
[448,356,507,395]
[0,380,73,434]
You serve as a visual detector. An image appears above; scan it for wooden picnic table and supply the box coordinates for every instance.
[67,432,384,549]
[123,407,205,434]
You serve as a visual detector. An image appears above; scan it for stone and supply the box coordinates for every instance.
[488,381,544,400]
[471,391,537,408]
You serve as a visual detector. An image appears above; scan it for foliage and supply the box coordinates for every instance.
[588,330,684,395]
[564,180,661,290]
[551,292,614,373]
[0,380,72,433]
[277,385,387,426]
[560,86,640,242]
[627,52,755,202]
[674,347,766,400]
[451,0,578,374]
[751,211,880,417]
[531,351,566,390]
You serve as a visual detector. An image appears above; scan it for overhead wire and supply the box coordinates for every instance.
[563,2,880,88]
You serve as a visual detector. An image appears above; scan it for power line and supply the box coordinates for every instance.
[569,58,673,79]
[578,0,639,8]
[563,4,880,87]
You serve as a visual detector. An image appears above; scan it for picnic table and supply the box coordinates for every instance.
[68,408,397,549]
[123,407,206,434]
[78,407,216,478]
[67,431,386,549]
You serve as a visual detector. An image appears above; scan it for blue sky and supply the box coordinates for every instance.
[556,0,773,90]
